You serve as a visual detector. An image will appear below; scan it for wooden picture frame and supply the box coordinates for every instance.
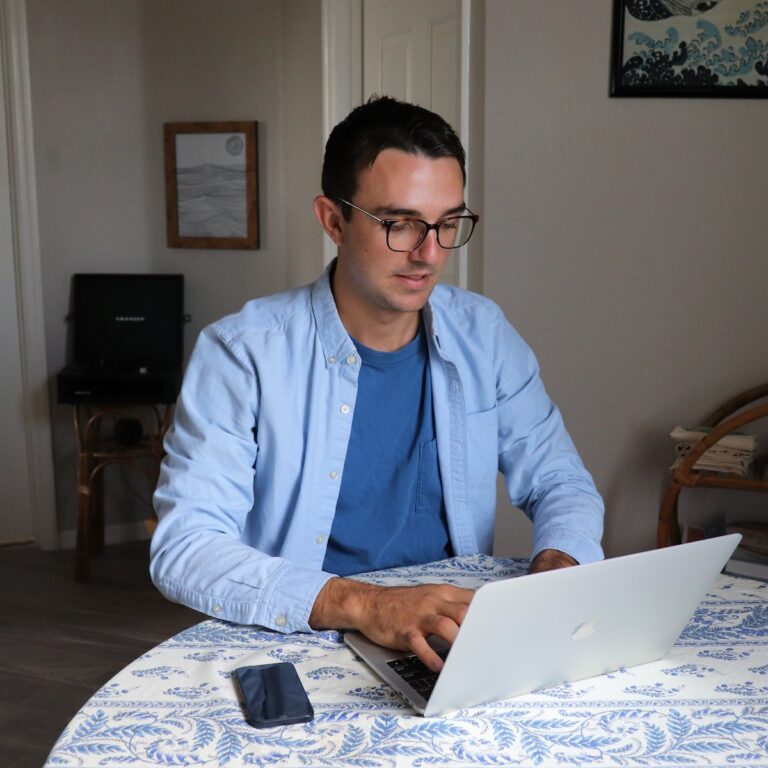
[164,121,259,249]
[611,0,768,98]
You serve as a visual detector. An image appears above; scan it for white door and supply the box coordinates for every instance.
[0,32,34,544]
[362,0,463,285]
[363,0,460,125]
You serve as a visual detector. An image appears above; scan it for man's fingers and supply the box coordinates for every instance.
[404,597,472,672]
[427,612,462,646]
[439,598,470,628]
[344,582,477,672]
[405,630,445,673]
[437,586,475,605]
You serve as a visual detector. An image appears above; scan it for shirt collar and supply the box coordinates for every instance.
[310,260,358,367]
[421,298,443,355]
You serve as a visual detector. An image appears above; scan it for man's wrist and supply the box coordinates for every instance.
[529,548,578,573]
[308,576,380,630]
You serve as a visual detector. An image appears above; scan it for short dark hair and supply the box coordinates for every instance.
[321,96,466,219]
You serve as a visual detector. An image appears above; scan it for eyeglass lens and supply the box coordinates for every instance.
[387,217,475,252]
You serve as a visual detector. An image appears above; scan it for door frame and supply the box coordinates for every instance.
[320,0,362,270]
[0,0,58,549]
[320,0,482,291]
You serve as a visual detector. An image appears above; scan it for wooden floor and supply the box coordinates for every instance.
[0,540,205,767]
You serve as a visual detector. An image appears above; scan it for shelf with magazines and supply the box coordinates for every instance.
[657,383,768,548]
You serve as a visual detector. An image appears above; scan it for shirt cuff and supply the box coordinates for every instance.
[258,561,336,633]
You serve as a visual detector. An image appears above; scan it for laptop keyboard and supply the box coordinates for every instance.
[386,648,449,700]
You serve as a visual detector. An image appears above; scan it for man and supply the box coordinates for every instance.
[150,97,604,672]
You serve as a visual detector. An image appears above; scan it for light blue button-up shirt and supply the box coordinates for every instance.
[150,264,604,632]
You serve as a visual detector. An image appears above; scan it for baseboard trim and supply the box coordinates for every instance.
[59,521,151,550]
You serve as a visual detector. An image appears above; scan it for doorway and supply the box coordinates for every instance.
[321,0,484,292]
[0,0,57,548]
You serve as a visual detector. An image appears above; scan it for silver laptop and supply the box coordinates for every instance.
[344,534,741,717]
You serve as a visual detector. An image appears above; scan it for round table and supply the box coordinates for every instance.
[46,554,768,767]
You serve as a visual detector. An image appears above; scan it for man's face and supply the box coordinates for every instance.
[334,148,465,321]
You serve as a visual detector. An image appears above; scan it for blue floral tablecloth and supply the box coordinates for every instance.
[46,554,768,767]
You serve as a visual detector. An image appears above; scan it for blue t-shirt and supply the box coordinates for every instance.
[322,327,453,576]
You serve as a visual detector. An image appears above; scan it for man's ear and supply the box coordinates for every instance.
[313,196,344,246]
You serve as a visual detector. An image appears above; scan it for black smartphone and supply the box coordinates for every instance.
[233,662,314,728]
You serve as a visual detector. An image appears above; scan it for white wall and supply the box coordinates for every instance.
[485,0,768,557]
[26,0,323,537]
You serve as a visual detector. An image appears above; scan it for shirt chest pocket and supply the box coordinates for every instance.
[466,406,499,499]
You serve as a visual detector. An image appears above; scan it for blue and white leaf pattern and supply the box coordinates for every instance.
[268,648,311,664]
[661,664,716,678]
[305,666,356,681]
[132,666,186,680]
[45,554,768,766]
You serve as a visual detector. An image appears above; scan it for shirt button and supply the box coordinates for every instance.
[316,534,325,545]
[346,355,358,365]
[275,615,287,627]
[212,604,222,614]
[328,355,337,365]
[329,470,338,479]
[340,403,350,414]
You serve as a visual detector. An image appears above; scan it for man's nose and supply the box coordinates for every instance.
[411,227,442,262]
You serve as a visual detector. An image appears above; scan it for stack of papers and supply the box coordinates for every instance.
[670,425,757,477]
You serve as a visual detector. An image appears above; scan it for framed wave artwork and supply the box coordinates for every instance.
[611,0,768,97]
[164,121,259,249]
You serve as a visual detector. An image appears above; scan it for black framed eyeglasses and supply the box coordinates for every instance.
[332,196,479,253]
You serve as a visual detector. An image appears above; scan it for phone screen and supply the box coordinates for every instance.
[234,662,314,728]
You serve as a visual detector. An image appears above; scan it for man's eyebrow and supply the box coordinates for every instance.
[372,203,468,218]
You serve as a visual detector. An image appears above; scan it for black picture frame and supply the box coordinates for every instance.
[164,121,259,249]
[611,0,768,97]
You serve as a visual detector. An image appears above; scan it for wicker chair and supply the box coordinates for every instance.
[657,383,768,548]
[73,403,172,581]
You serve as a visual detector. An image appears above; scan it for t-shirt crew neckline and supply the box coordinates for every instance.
[350,326,426,367]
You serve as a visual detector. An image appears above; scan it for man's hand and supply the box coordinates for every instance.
[529,548,578,574]
[309,578,474,672]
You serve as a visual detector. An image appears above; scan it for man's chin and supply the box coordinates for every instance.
[391,285,438,311]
